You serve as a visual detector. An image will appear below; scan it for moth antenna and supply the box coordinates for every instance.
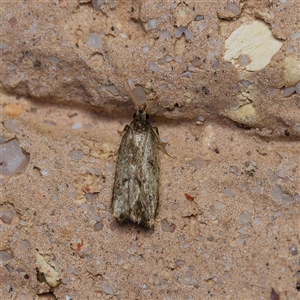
[101,37,140,112]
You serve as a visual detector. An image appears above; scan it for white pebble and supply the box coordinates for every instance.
[282,86,295,97]
[175,26,186,38]
[225,2,241,15]
[72,122,82,130]
[281,193,292,205]
[133,86,147,105]
[0,251,13,264]
[160,30,169,40]
[276,169,287,178]
[292,32,300,39]
[4,119,20,133]
[0,42,8,49]
[272,185,282,202]
[148,61,159,72]
[239,211,251,224]
[224,188,235,196]
[290,244,298,255]
[295,81,300,94]
[141,45,150,55]
[230,166,238,173]
[199,23,207,31]
[253,218,260,225]
[240,80,251,88]
[102,283,113,295]
[20,240,30,250]
[189,157,206,169]
[161,219,170,232]
[0,209,17,224]
[194,15,204,21]
[86,32,103,49]
[40,169,48,176]
[180,71,192,78]
[175,54,182,63]
[184,29,194,40]
[238,54,250,67]
[91,0,104,11]
[147,19,157,30]
[69,150,84,162]
[0,139,29,176]
[214,201,225,210]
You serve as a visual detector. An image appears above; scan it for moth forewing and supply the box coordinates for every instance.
[112,112,160,228]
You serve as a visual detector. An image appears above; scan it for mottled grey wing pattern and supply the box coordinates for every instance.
[112,120,159,228]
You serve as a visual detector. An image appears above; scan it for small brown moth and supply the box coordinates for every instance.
[104,39,167,228]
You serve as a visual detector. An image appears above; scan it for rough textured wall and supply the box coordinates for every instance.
[0,1,299,300]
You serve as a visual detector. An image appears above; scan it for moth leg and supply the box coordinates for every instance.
[152,126,173,158]
[118,124,131,135]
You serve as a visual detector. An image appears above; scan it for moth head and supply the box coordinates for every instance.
[133,109,149,120]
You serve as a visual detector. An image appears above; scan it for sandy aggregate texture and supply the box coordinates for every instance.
[0,0,300,299]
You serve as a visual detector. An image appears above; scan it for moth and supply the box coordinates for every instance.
[103,40,168,228]
[112,107,161,228]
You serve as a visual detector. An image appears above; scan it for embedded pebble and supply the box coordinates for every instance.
[295,82,300,94]
[93,221,103,231]
[54,162,63,169]
[189,156,207,170]
[72,122,82,130]
[214,201,225,210]
[102,283,113,295]
[180,71,192,78]
[281,193,292,205]
[194,15,204,21]
[253,218,260,225]
[0,42,8,49]
[86,32,103,49]
[175,54,182,63]
[224,188,235,196]
[199,23,207,31]
[102,84,118,95]
[238,54,250,67]
[184,29,193,40]
[91,0,105,10]
[240,79,251,88]
[85,193,95,201]
[161,219,170,232]
[0,139,29,176]
[4,119,20,133]
[0,251,13,264]
[69,150,84,162]
[191,58,201,67]
[40,169,48,176]
[175,26,186,38]
[141,45,150,55]
[230,166,238,173]
[20,240,30,250]
[290,244,298,255]
[133,87,147,105]
[272,185,283,202]
[282,86,295,97]
[147,19,157,30]
[160,30,169,40]
[148,62,159,72]
[239,211,251,224]
[225,2,241,16]
[0,209,17,224]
